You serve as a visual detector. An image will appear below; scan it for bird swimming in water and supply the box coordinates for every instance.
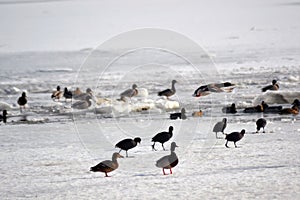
[0,110,7,124]
[152,126,174,151]
[90,152,123,177]
[222,103,237,114]
[262,80,279,92]
[115,137,141,157]
[155,142,179,175]
[256,118,267,133]
[71,95,92,109]
[225,129,245,148]
[213,118,227,139]
[120,84,138,102]
[17,92,27,112]
[63,87,72,102]
[158,80,177,99]
[51,86,63,101]
[193,82,235,97]
[170,108,187,120]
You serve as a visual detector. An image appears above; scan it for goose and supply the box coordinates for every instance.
[73,88,93,100]
[151,126,173,151]
[17,92,27,112]
[120,84,138,102]
[212,118,227,139]
[155,142,179,175]
[115,137,141,157]
[90,153,123,177]
[256,118,267,133]
[158,80,177,99]
[262,80,279,92]
[225,129,245,148]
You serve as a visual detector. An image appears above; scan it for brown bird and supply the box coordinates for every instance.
[155,142,179,175]
[225,129,245,148]
[90,153,123,177]
[120,84,138,102]
[51,86,63,101]
[158,80,177,99]
[279,105,299,115]
[17,92,27,112]
[262,80,279,92]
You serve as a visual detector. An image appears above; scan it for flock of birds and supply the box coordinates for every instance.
[0,78,299,178]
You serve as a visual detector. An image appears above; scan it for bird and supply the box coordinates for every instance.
[256,118,267,133]
[192,109,203,117]
[292,99,300,109]
[63,87,73,101]
[212,118,227,139]
[262,80,279,92]
[71,95,92,109]
[0,110,7,124]
[152,126,174,151]
[120,84,138,102]
[90,152,123,177]
[279,105,299,115]
[155,142,179,175]
[170,108,187,120]
[17,92,27,112]
[115,137,141,157]
[73,87,82,96]
[222,103,237,114]
[243,102,264,113]
[158,80,177,99]
[225,129,246,148]
[73,88,93,100]
[193,82,235,97]
[51,86,63,101]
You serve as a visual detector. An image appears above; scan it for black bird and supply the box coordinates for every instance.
[17,92,27,112]
[0,110,7,124]
[90,152,123,177]
[51,85,63,101]
[152,126,174,151]
[158,80,177,99]
[63,87,73,101]
[256,118,267,133]
[213,118,227,139]
[170,108,187,120]
[225,129,245,148]
[115,137,141,157]
[155,142,179,175]
[262,80,279,92]
[292,99,300,109]
[222,103,237,114]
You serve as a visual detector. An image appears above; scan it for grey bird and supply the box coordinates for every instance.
[120,84,138,102]
[213,118,227,139]
[155,142,179,175]
[73,88,93,100]
[90,153,124,177]
[158,80,177,99]
[71,95,92,109]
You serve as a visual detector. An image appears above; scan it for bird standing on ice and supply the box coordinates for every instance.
[151,126,173,151]
[256,118,267,133]
[120,84,138,102]
[17,92,27,112]
[212,118,227,139]
[225,129,245,148]
[90,153,123,177]
[155,142,179,175]
[158,80,177,99]
[115,137,141,157]
[0,110,7,124]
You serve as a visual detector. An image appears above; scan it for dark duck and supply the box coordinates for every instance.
[222,103,237,114]
[155,142,179,175]
[225,129,245,148]
[262,80,279,92]
[170,108,187,120]
[0,110,7,124]
[256,118,267,133]
[90,152,123,177]
[152,126,173,151]
[115,137,141,157]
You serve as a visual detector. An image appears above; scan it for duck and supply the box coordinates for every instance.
[262,80,279,92]
[120,84,138,102]
[73,88,93,100]
[193,82,235,97]
[115,137,141,157]
[17,92,27,112]
[292,99,300,109]
[73,87,82,96]
[0,110,7,124]
[170,108,187,120]
[155,142,179,175]
[225,129,245,148]
[51,86,63,101]
[261,101,282,113]
[192,109,203,117]
[158,80,177,99]
[244,102,264,113]
[90,152,123,177]
[151,126,173,151]
[71,95,92,109]
[63,87,73,101]
[256,118,267,133]
[279,105,299,115]
[213,118,227,139]
[222,103,237,114]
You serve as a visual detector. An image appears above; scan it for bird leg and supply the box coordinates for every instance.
[152,143,157,151]
[126,151,128,158]
[225,141,229,148]
[162,143,166,151]
[234,142,237,148]
[263,128,265,133]
[215,132,218,139]
[119,149,122,153]
[170,168,173,174]
[105,172,108,177]
[162,168,166,175]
